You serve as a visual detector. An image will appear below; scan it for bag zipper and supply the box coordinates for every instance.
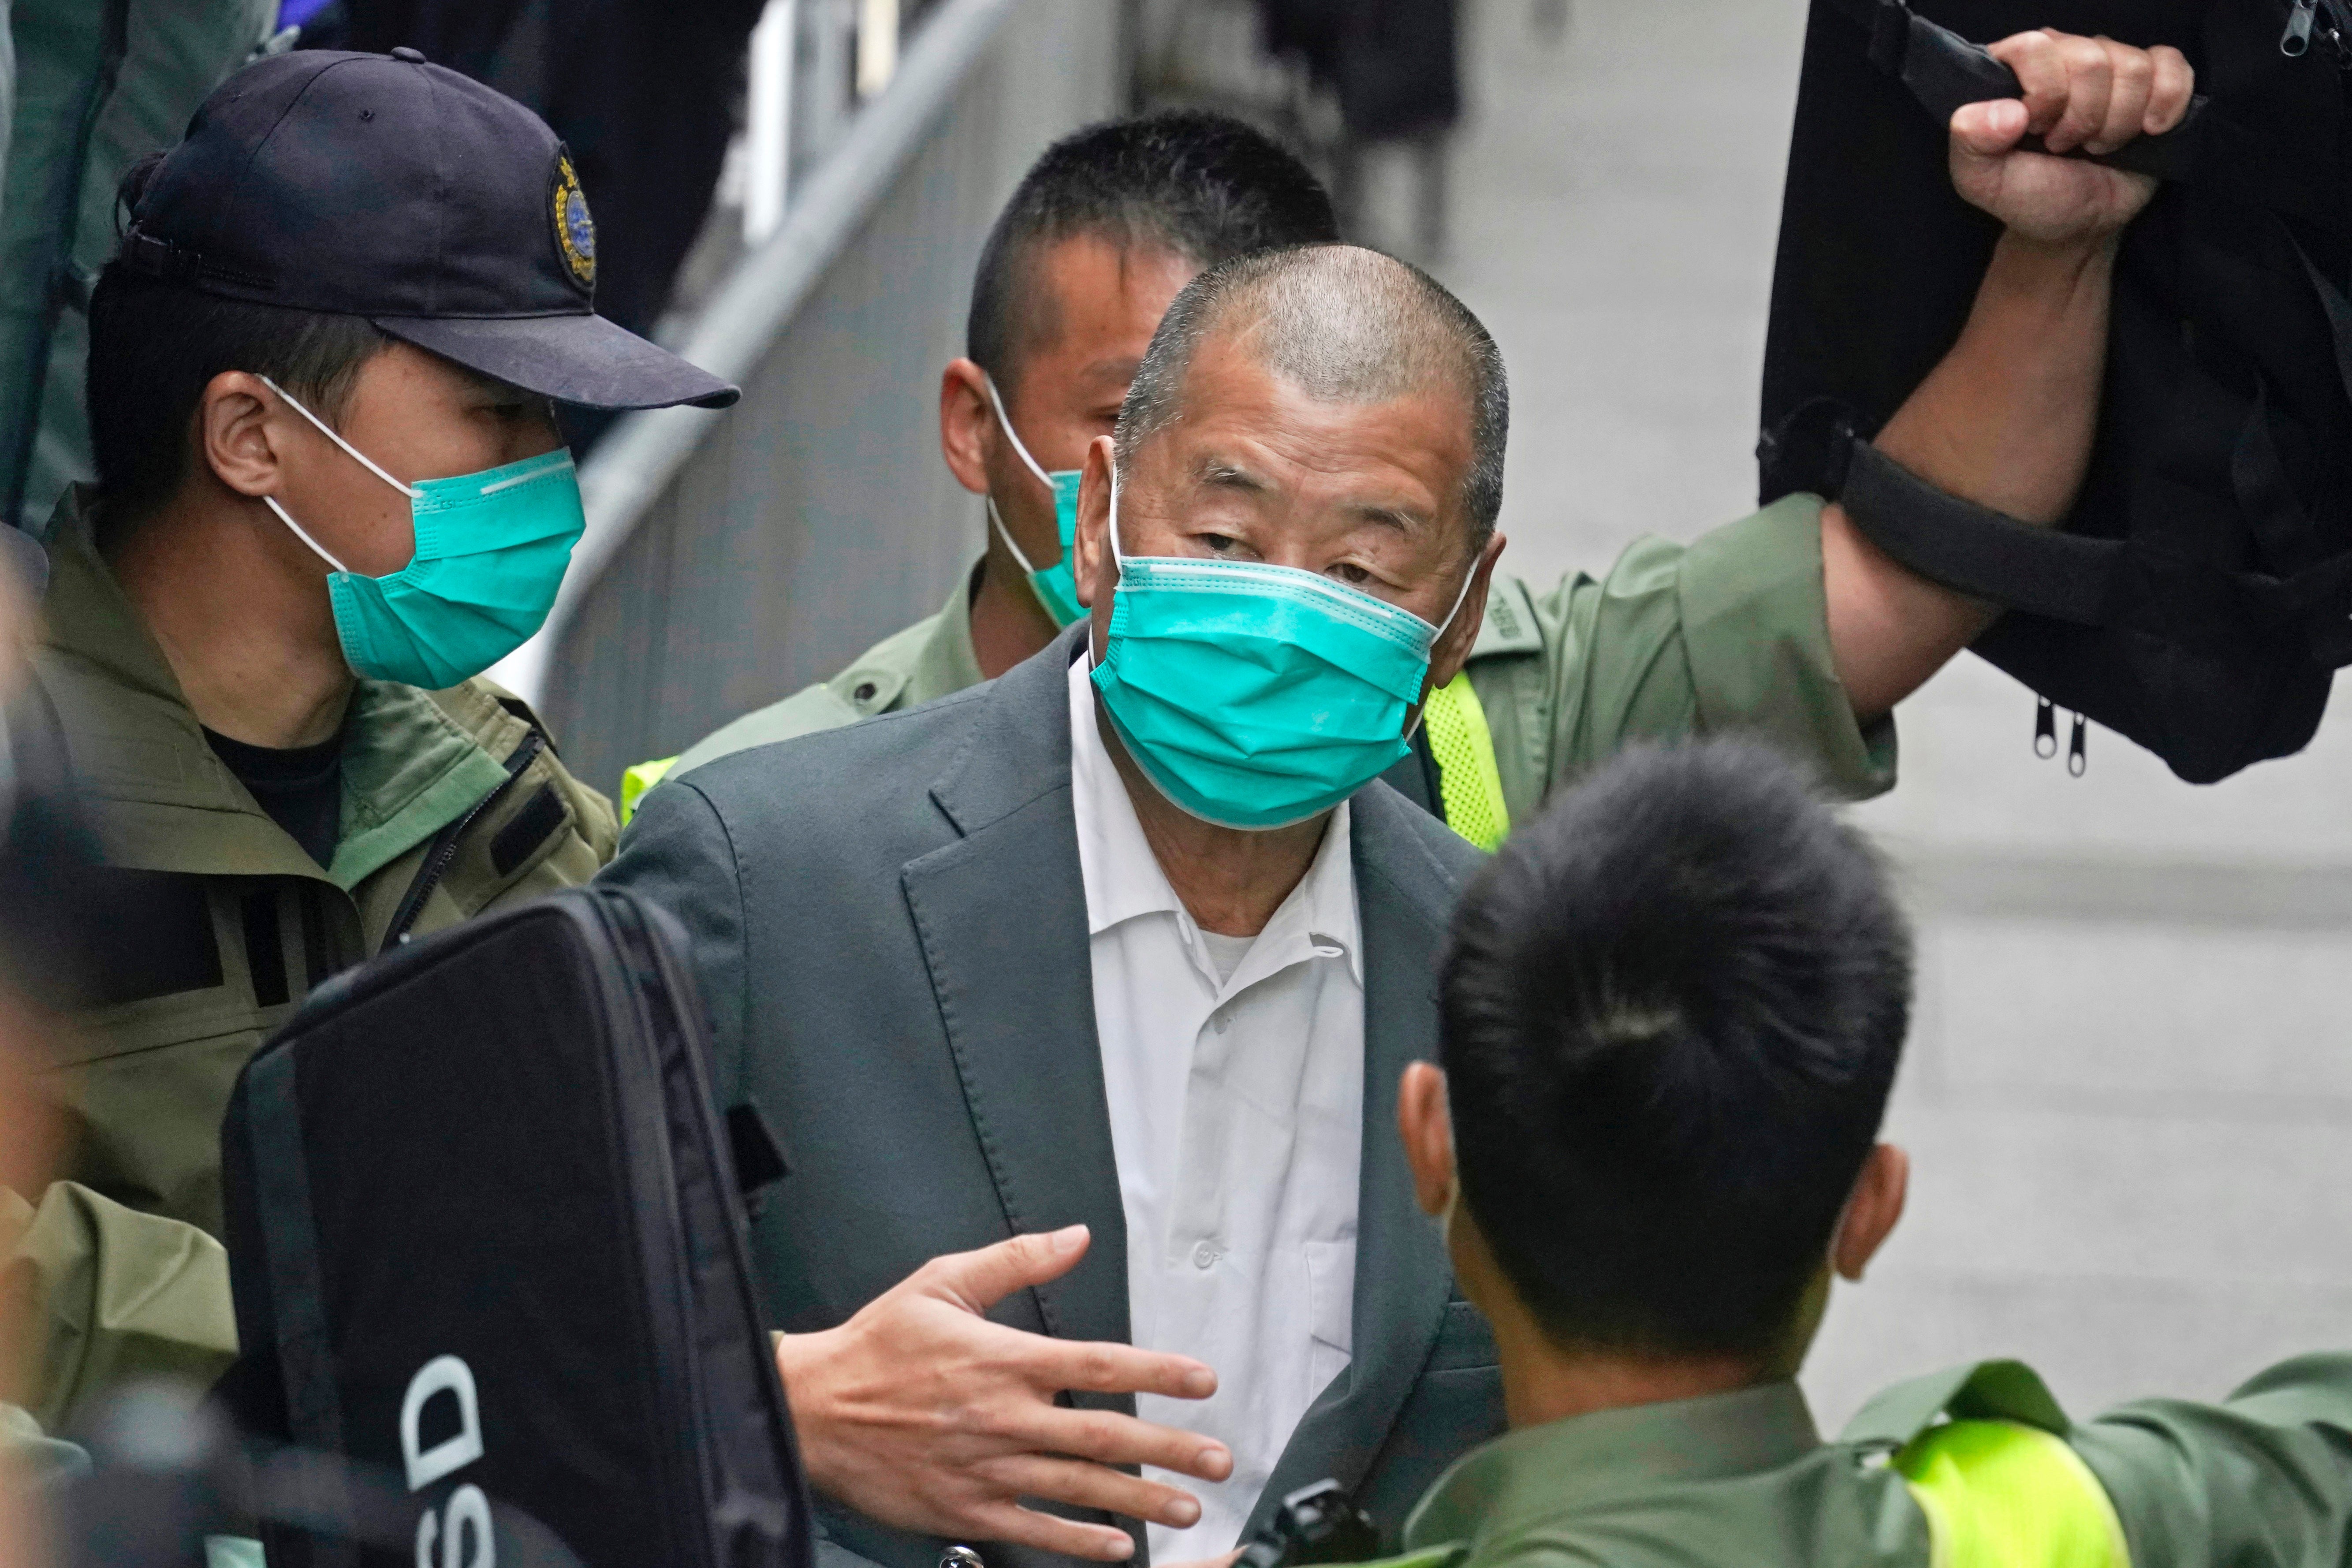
[378,729,545,952]
[2030,698,2090,776]
[2285,0,2352,63]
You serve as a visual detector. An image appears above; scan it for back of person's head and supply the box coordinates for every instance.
[965,110,1338,394]
[85,153,388,539]
[1441,739,1912,1362]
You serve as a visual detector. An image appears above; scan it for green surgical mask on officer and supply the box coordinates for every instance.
[260,377,586,690]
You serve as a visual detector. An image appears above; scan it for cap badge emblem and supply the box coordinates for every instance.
[551,153,596,292]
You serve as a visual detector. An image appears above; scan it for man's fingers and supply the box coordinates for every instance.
[918,1226,1092,1312]
[2144,45,2193,134]
[981,1454,1206,1531]
[1026,1337,1217,1402]
[1989,30,2070,135]
[2086,39,2154,155]
[2041,33,2114,153]
[1011,1403,1235,1482]
[969,1503,1140,1564]
[1950,97,2028,158]
[1980,32,2195,157]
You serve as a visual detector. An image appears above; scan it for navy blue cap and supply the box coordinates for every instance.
[117,48,738,412]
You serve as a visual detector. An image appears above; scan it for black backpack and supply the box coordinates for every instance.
[220,886,808,1568]
[1760,0,2352,782]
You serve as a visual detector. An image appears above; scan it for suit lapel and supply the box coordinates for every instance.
[901,627,1131,1351]
[1250,784,1461,1527]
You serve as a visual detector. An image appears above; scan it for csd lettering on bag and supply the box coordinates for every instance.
[403,1354,492,1568]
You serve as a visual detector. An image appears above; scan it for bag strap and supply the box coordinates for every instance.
[1763,399,2125,625]
[243,1042,358,1554]
[1817,0,2207,181]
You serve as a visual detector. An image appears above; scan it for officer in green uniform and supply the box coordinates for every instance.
[1380,729,2352,1568]
[18,47,737,1318]
[621,110,1345,815]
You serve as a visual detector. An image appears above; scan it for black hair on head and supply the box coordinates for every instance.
[84,152,387,543]
[1439,739,1912,1361]
[965,109,1338,400]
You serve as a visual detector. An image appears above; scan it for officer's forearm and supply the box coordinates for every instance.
[1822,229,2120,720]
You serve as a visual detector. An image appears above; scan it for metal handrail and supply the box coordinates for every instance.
[497,0,1021,705]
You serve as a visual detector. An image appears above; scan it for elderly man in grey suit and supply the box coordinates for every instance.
[609,245,1510,1568]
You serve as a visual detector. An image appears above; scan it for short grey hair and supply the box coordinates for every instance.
[1113,244,1510,548]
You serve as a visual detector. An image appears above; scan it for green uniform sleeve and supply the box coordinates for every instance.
[2069,1352,2352,1568]
[1467,495,1895,823]
[1,1181,237,1432]
[672,683,863,776]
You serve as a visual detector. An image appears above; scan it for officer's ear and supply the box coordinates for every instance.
[938,358,994,497]
[1396,1061,1456,1218]
[1830,1143,1909,1282]
[198,370,290,501]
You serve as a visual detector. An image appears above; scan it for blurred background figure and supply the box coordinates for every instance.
[1131,0,1468,261]
[0,0,280,533]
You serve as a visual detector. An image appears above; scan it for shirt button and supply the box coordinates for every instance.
[853,682,878,704]
[1192,1241,1219,1270]
[1212,1010,1231,1035]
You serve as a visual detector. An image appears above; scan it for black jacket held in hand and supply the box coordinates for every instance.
[1762,0,2352,783]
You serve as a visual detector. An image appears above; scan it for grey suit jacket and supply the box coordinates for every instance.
[600,626,1503,1568]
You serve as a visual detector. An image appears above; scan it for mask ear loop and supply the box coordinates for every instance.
[1404,549,1485,741]
[1107,466,1129,570]
[986,496,1044,577]
[1427,550,1482,642]
[981,373,1061,496]
[254,375,421,576]
[257,375,422,500]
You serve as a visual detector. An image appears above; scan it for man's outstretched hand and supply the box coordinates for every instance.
[1949,30,2195,246]
[772,1225,1234,1562]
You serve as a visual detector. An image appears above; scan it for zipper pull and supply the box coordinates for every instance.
[2318,0,2352,66]
[2285,0,2317,56]
[2034,696,2058,759]
[2067,712,2089,777]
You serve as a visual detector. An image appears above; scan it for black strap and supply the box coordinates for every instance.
[1784,403,2352,656]
[1820,0,2208,182]
[1835,433,2123,624]
[245,1044,355,1544]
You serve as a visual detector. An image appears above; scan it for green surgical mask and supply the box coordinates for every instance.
[1091,468,1477,831]
[982,374,1085,626]
[260,377,585,691]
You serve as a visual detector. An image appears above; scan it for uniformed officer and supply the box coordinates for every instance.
[22,48,737,1264]
[618,109,1342,815]
[1383,735,2352,1568]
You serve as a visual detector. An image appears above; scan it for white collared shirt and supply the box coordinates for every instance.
[1067,654,1366,1561]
